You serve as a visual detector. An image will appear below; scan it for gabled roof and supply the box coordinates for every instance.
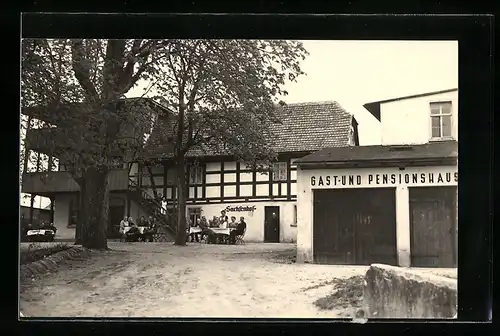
[296,141,458,169]
[142,101,356,159]
[363,88,458,121]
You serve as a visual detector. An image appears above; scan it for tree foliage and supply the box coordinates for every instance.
[20,38,309,248]
[21,39,172,248]
[147,39,309,244]
[21,39,166,176]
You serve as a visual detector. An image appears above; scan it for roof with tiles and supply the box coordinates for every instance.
[142,101,355,159]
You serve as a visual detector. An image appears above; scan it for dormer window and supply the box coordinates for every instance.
[430,101,453,140]
[348,125,356,146]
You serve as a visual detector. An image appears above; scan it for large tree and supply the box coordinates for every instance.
[21,38,308,249]
[149,39,308,245]
[21,39,170,249]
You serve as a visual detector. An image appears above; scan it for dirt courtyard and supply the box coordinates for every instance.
[20,242,368,318]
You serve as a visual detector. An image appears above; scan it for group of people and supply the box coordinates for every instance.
[187,210,247,244]
[119,215,157,242]
[118,209,247,244]
[21,220,57,242]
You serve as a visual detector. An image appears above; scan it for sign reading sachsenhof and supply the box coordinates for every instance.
[310,171,458,187]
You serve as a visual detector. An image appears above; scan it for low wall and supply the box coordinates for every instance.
[364,264,457,318]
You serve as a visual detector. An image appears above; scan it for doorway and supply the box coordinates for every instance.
[264,206,280,243]
[312,188,397,265]
[409,186,457,267]
[108,197,125,239]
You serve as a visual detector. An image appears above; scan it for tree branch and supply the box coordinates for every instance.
[71,39,99,101]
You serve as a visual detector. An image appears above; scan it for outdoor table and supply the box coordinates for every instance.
[189,226,202,234]
[211,228,232,235]
[123,226,147,234]
[27,229,55,236]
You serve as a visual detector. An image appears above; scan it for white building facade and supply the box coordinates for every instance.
[296,89,458,267]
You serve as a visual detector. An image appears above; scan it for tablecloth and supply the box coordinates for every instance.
[123,226,147,234]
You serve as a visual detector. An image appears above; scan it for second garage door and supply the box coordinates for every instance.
[313,188,398,265]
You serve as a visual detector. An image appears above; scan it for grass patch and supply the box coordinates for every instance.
[313,275,365,311]
[20,243,71,265]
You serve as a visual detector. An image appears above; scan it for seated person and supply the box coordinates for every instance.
[125,218,141,242]
[119,216,129,241]
[210,216,219,228]
[138,216,148,227]
[228,216,238,228]
[188,218,202,242]
[197,216,208,241]
[199,217,217,244]
[142,217,157,242]
[229,217,247,244]
[47,222,57,235]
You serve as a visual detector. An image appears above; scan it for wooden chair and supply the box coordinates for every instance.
[235,229,246,245]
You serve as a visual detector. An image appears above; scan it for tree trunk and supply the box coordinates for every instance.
[80,166,109,249]
[174,156,187,245]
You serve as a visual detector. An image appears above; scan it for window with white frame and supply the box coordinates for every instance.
[430,101,453,140]
[189,165,204,185]
[272,162,288,181]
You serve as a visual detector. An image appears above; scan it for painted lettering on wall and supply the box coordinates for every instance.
[225,205,256,212]
[310,172,458,186]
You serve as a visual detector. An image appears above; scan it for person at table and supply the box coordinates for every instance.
[228,216,238,228]
[210,216,219,228]
[229,217,247,244]
[187,218,201,242]
[199,216,217,244]
[119,216,130,240]
[137,216,147,227]
[142,216,156,242]
[219,210,229,228]
[46,222,57,235]
[198,216,208,241]
[126,218,141,242]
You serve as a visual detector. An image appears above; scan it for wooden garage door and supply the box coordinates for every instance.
[313,188,397,265]
[410,186,457,267]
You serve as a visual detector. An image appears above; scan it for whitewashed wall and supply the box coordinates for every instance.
[380,90,458,145]
[296,165,458,264]
[53,193,76,240]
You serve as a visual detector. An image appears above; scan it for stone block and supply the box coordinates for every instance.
[364,263,457,318]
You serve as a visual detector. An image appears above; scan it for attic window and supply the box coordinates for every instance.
[348,126,355,146]
[389,146,414,151]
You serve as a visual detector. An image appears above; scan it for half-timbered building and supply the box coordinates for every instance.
[21,100,359,243]
[130,101,359,243]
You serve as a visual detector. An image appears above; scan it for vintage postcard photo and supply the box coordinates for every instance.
[19,39,458,319]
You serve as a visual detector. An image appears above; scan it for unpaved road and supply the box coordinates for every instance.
[20,242,368,318]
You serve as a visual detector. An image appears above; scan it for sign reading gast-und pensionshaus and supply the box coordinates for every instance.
[308,167,458,188]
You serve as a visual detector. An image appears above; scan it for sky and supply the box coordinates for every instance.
[128,40,458,146]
